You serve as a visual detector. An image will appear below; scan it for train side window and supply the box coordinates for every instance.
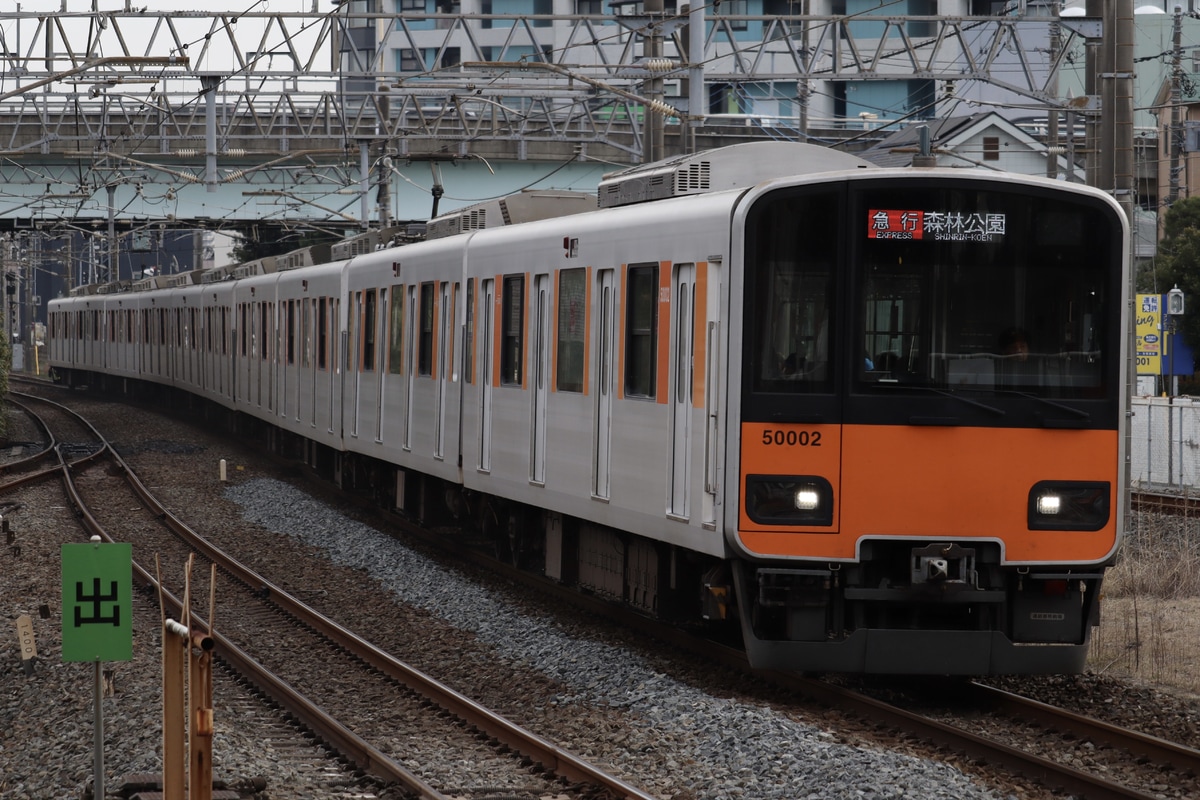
[556,268,586,392]
[299,301,309,367]
[389,284,404,374]
[239,305,247,357]
[625,263,658,399]
[418,282,435,376]
[501,274,525,385]
[317,298,329,370]
[260,303,270,361]
[287,300,297,365]
[363,289,377,372]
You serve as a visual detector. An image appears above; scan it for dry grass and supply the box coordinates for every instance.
[1088,508,1200,693]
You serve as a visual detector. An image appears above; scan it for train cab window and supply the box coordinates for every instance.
[419,282,435,376]
[747,189,839,397]
[557,268,586,392]
[389,285,404,375]
[625,264,658,398]
[501,274,525,385]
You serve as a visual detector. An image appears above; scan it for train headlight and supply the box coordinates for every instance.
[746,476,833,526]
[794,485,821,511]
[1028,481,1110,531]
[1036,493,1062,515]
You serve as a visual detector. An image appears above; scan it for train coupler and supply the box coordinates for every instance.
[910,542,976,587]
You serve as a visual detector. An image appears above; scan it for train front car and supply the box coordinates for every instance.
[730,171,1129,674]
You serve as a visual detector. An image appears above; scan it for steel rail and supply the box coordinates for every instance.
[966,680,1200,773]
[385,511,1174,800]
[767,675,1165,800]
[44,394,657,800]
[107,441,659,800]
[50,425,450,799]
[0,393,108,491]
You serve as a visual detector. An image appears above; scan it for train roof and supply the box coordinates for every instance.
[425,188,598,240]
[596,141,873,209]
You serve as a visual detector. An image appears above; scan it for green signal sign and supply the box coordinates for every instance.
[61,542,133,663]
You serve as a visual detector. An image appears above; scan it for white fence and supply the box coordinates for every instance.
[1132,396,1200,489]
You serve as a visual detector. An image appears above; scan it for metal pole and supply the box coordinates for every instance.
[107,185,117,283]
[689,2,706,151]
[359,142,370,229]
[1170,7,1183,205]
[1085,0,1104,187]
[93,662,104,800]
[1113,0,1135,219]
[202,75,221,194]
[163,619,188,800]
[1047,4,1061,180]
[645,0,665,163]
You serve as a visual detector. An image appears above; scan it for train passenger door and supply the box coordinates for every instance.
[350,291,362,438]
[531,274,550,483]
[702,275,721,529]
[435,281,454,458]
[376,288,387,442]
[403,286,417,451]
[593,269,616,498]
[250,304,260,405]
[479,279,495,471]
[670,264,696,518]
[326,298,337,434]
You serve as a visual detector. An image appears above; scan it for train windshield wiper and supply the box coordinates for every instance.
[870,381,1006,416]
[993,389,1091,420]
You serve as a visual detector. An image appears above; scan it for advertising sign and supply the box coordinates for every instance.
[1136,294,1162,376]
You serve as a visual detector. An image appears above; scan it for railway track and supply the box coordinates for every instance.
[14,376,1200,800]
[515,569,1200,799]
[366,465,1200,800]
[4,384,657,800]
[1131,487,1200,516]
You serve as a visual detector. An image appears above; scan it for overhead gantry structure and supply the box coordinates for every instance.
[0,3,1131,230]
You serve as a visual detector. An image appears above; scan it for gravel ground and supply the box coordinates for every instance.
[6,390,1194,800]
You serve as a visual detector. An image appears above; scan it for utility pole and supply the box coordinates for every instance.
[1114,0,1136,222]
[1170,5,1184,206]
[644,0,666,163]
[1047,2,1061,180]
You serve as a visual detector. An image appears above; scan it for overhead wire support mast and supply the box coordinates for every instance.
[0,56,190,102]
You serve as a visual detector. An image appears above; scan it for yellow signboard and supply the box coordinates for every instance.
[1136,294,1162,376]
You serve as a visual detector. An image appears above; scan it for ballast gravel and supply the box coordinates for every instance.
[224,477,1007,800]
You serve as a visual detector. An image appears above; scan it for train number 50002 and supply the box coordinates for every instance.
[761,430,821,447]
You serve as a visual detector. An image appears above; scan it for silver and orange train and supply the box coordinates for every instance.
[48,141,1131,674]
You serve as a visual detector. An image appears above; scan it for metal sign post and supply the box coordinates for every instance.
[62,537,133,800]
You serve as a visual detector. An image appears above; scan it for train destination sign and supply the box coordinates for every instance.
[61,541,133,663]
[868,209,1006,242]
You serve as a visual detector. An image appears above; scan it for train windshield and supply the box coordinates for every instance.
[744,179,1123,424]
[852,184,1114,399]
